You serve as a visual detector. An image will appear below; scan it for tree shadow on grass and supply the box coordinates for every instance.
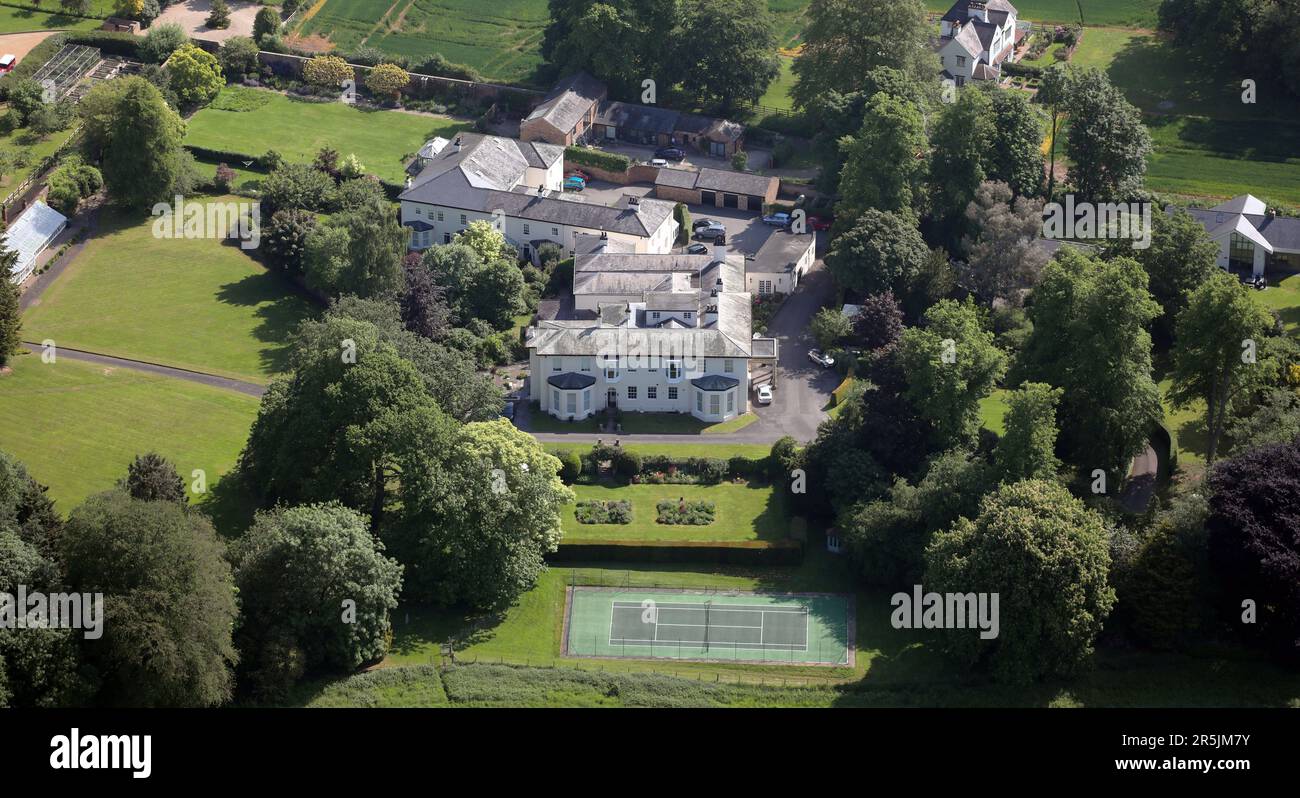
[213,266,319,377]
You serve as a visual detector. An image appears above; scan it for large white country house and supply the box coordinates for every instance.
[399,133,679,263]
[526,235,778,423]
[935,0,1020,85]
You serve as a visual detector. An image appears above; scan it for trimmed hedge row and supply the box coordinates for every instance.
[550,539,803,565]
[583,446,772,483]
[67,31,145,59]
[564,145,631,172]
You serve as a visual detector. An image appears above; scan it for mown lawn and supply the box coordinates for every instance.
[758,54,796,111]
[0,354,259,512]
[22,196,318,384]
[185,86,468,184]
[1254,272,1300,337]
[979,388,1011,435]
[563,481,788,542]
[347,546,1300,705]
[0,5,100,33]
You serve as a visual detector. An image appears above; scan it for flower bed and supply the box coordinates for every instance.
[656,499,716,525]
[574,500,632,525]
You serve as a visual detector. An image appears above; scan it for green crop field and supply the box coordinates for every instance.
[564,482,789,542]
[22,196,317,384]
[185,86,468,184]
[0,355,259,512]
[288,0,1158,87]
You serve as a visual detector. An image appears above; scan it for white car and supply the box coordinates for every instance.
[650,158,669,167]
[755,384,773,405]
[808,349,835,368]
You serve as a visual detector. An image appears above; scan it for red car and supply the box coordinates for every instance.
[566,170,591,182]
[809,215,833,231]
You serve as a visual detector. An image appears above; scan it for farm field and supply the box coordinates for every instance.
[22,196,317,384]
[185,86,468,184]
[0,355,259,512]
[288,0,1159,87]
[1144,116,1300,206]
[563,481,789,542]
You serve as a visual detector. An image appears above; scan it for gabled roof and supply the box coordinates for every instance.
[525,72,606,133]
[3,200,66,283]
[1212,194,1267,215]
[749,230,815,274]
[654,166,776,197]
[596,100,681,135]
[940,0,1018,23]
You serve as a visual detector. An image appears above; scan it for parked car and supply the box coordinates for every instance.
[563,175,586,191]
[809,215,833,231]
[755,384,773,405]
[693,222,726,241]
[762,212,792,227]
[649,158,668,168]
[685,243,709,255]
[808,349,835,368]
[655,147,686,161]
[692,218,717,231]
[0,54,15,74]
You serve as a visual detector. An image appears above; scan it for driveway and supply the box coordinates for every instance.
[594,141,732,171]
[155,0,261,43]
[748,250,838,442]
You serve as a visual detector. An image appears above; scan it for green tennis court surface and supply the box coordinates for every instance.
[564,587,854,665]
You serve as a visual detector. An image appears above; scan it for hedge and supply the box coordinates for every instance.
[830,376,857,407]
[564,145,631,172]
[1001,61,1044,78]
[550,539,803,565]
[67,31,146,59]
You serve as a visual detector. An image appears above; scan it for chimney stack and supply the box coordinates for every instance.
[453,136,463,153]
[713,232,727,263]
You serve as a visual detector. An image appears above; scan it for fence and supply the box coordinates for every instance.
[1,127,83,223]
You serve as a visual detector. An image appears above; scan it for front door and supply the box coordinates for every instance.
[606,389,617,409]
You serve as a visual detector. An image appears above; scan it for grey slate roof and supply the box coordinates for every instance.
[547,372,597,390]
[691,374,741,391]
[402,143,677,237]
[596,101,681,135]
[941,0,1018,22]
[654,167,776,197]
[525,72,605,133]
[749,230,814,274]
[695,167,775,197]
[1183,206,1300,251]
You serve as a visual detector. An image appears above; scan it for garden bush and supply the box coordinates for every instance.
[558,450,582,484]
[656,499,716,525]
[574,500,632,525]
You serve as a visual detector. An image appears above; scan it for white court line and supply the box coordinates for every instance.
[655,623,762,630]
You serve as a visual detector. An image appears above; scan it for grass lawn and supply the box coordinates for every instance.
[185,86,469,184]
[758,54,796,111]
[0,5,100,33]
[1254,272,1300,337]
[22,196,318,384]
[0,354,259,512]
[358,544,1299,704]
[563,481,789,542]
[979,388,1011,435]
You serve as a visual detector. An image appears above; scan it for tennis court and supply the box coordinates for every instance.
[564,587,854,665]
